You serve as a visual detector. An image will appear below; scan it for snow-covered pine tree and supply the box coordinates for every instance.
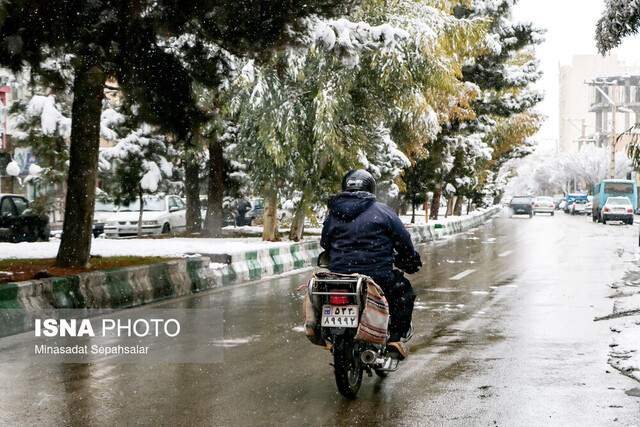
[100,111,181,238]
[596,0,640,54]
[10,60,123,216]
[10,93,70,215]
[0,0,353,268]
[237,0,487,241]
[422,0,543,217]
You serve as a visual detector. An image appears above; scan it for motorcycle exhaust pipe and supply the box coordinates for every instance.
[361,350,378,365]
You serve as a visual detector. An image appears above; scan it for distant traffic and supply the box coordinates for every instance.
[505,178,638,227]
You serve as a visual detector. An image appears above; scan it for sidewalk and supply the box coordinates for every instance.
[603,255,640,383]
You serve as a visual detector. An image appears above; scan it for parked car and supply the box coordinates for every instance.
[240,197,264,226]
[0,194,49,242]
[599,196,634,225]
[93,200,117,237]
[564,193,588,214]
[533,196,555,215]
[200,196,236,228]
[584,200,593,215]
[593,179,637,221]
[584,196,593,215]
[508,196,533,217]
[570,198,587,215]
[104,195,186,237]
[553,195,564,210]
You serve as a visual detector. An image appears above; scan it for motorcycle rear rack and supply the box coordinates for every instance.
[308,277,364,309]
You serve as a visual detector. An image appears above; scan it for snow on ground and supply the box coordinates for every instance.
[606,258,640,383]
[0,237,310,260]
[610,318,640,382]
[3,206,489,260]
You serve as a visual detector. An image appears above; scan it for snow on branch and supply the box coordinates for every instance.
[596,0,640,54]
[25,95,71,137]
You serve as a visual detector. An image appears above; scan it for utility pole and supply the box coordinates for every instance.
[610,84,617,179]
[591,83,619,179]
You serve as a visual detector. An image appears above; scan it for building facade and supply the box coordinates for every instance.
[559,55,640,154]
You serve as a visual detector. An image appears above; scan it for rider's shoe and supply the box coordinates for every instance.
[386,341,407,360]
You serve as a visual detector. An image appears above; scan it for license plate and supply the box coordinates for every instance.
[321,305,358,328]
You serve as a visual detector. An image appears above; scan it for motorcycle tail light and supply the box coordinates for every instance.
[330,290,349,305]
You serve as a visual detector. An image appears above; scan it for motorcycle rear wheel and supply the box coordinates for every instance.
[333,335,363,398]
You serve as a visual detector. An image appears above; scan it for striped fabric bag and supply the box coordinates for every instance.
[302,285,325,346]
[355,279,390,345]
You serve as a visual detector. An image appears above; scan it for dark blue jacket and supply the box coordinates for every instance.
[320,191,422,282]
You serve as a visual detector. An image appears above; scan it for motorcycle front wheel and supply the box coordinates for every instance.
[333,335,363,398]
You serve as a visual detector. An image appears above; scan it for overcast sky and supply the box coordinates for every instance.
[512,0,640,151]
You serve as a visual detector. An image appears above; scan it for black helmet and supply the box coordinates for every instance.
[341,169,376,194]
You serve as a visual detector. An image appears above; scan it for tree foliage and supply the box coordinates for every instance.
[234,0,488,239]
[596,0,640,54]
[408,0,543,215]
[0,0,353,266]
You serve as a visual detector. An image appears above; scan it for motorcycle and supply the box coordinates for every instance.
[303,253,413,398]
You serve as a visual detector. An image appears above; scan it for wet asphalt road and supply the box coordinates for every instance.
[2,210,640,426]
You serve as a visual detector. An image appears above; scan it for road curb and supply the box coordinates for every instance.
[205,206,500,287]
[207,240,321,287]
[0,206,499,334]
[0,257,215,315]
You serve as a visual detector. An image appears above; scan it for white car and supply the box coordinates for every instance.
[104,195,187,237]
[533,196,555,215]
[93,200,117,237]
[584,196,593,215]
[599,196,634,225]
[570,198,587,215]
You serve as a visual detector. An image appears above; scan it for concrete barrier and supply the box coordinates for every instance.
[205,206,501,287]
[0,206,500,334]
[0,257,214,313]
[206,240,321,287]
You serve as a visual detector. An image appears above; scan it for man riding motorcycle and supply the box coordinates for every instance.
[320,169,422,359]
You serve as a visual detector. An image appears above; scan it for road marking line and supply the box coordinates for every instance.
[449,269,476,280]
[498,250,513,257]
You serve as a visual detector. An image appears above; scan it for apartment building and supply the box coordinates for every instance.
[559,55,640,153]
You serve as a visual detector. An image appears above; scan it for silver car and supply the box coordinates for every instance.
[533,196,555,215]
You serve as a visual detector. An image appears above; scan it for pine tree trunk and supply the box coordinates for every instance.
[262,193,281,241]
[454,196,463,216]
[184,153,201,234]
[467,199,472,213]
[137,185,143,238]
[288,208,305,242]
[429,184,443,220]
[55,63,105,268]
[203,137,224,237]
